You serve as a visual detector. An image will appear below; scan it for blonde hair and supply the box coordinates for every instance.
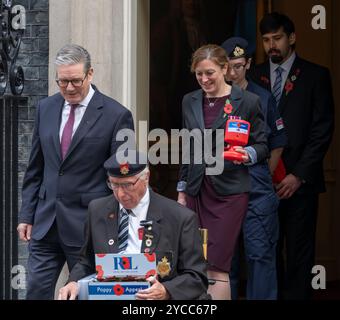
[190,44,228,73]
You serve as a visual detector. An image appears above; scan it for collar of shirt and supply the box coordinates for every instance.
[270,51,296,90]
[119,188,150,254]
[119,187,150,219]
[59,85,96,141]
[64,84,95,109]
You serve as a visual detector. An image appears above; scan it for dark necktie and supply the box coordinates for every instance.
[118,208,131,252]
[272,67,283,105]
[60,104,78,159]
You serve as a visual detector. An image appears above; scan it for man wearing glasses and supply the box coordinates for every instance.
[58,150,209,300]
[221,37,287,300]
[17,44,134,299]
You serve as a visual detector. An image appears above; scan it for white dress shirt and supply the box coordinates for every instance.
[119,188,150,254]
[59,85,95,141]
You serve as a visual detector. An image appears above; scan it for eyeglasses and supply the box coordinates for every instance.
[56,73,88,88]
[107,176,141,192]
[228,63,247,72]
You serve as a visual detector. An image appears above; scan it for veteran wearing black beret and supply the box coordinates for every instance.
[59,150,209,300]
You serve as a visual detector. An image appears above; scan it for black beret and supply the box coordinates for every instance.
[104,150,147,177]
[221,37,250,59]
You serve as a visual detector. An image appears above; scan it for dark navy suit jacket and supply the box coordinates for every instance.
[19,86,134,246]
[249,56,334,194]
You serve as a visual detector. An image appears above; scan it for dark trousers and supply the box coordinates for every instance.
[277,193,319,300]
[230,193,279,300]
[26,221,81,300]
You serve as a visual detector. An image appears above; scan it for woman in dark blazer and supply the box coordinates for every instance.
[177,44,268,299]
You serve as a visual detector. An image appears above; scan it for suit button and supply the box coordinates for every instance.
[59,171,64,176]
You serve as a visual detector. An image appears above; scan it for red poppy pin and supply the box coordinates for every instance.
[285,80,294,94]
[120,162,129,175]
[223,99,233,118]
[284,68,300,95]
[113,284,124,296]
[260,76,270,84]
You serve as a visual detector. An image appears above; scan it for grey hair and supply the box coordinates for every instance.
[55,44,91,73]
[136,166,150,181]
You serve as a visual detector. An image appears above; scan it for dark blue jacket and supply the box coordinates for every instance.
[246,80,287,200]
[19,87,134,246]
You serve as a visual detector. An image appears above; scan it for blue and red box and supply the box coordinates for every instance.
[77,253,157,300]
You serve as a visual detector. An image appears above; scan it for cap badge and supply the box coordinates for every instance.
[233,46,245,57]
[120,162,129,175]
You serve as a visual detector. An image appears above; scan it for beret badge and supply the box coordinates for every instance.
[233,46,245,57]
[120,162,130,175]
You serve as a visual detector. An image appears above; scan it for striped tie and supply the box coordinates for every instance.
[118,208,130,252]
[272,67,283,105]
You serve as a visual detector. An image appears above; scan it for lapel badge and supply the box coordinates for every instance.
[140,220,153,231]
[157,257,171,278]
[108,239,115,246]
[144,234,153,247]
[144,248,150,253]
[138,227,144,240]
[145,239,152,247]
[120,162,129,175]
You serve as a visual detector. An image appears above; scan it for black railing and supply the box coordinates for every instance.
[0,0,25,300]
[1,96,27,299]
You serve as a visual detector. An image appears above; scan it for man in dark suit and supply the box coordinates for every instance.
[249,12,334,299]
[58,150,209,300]
[17,44,134,299]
